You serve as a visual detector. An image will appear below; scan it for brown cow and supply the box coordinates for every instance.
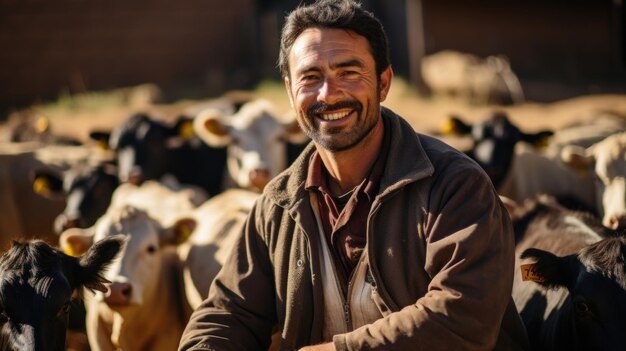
[508,194,626,350]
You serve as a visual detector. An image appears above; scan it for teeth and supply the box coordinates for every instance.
[321,111,350,121]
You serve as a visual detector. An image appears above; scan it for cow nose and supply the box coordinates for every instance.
[127,171,144,185]
[62,218,82,231]
[608,215,626,231]
[105,282,133,306]
[249,169,270,191]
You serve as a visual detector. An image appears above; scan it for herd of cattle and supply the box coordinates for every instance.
[0,94,625,350]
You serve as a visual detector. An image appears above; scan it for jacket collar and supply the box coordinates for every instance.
[265,107,435,212]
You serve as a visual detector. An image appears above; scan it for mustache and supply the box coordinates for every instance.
[307,100,362,116]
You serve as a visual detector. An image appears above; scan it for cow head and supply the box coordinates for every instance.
[520,236,626,350]
[442,111,553,187]
[61,205,195,309]
[194,99,308,192]
[31,163,120,234]
[561,132,626,231]
[91,113,189,185]
[0,236,123,351]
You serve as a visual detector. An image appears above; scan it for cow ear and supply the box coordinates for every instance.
[194,109,231,147]
[35,116,50,134]
[560,145,595,174]
[522,130,554,149]
[161,218,196,247]
[89,130,112,150]
[441,115,472,136]
[30,168,64,199]
[78,235,126,293]
[60,227,95,257]
[520,248,577,291]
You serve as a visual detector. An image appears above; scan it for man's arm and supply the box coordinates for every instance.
[335,162,515,350]
[178,202,277,351]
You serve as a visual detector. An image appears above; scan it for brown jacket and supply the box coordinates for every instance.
[178,108,529,351]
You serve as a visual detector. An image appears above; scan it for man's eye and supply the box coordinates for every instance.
[301,74,319,82]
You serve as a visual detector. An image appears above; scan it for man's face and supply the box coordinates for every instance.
[285,28,391,152]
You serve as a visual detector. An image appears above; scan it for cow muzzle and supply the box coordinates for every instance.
[607,214,626,232]
[104,282,133,306]
[249,169,270,192]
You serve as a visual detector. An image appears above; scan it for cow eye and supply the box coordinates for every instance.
[147,244,157,254]
[574,300,591,315]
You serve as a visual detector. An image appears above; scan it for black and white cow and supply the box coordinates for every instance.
[441,111,553,188]
[0,235,123,351]
[31,163,120,234]
[90,113,228,197]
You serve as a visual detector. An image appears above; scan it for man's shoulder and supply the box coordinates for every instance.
[415,132,488,181]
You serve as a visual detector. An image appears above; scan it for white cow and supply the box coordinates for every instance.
[420,50,525,105]
[61,205,195,351]
[177,188,259,309]
[560,132,626,230]
[500,130,626,231]
[194,99,308,192]
[58,180,206,351]
[177,189,283,350]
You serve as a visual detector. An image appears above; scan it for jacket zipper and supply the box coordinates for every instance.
[343,251,368,331]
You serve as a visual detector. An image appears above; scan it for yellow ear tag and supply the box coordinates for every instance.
[35,116,50,134]
[179,121,195,141]
[176,223,193,244]
[64,245,79,257]
[33,177,51,195]
[441,119,456,135]
[535,136,550,150]
[97,139,109,150]
[520,263,546,283]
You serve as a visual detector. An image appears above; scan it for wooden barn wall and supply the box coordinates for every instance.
[0,0,257,114]
[417,0,625,99]
[1,0,624,114]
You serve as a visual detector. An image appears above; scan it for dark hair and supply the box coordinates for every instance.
[278,0,390,79]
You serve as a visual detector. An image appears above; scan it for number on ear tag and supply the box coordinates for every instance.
[520,263,546,283]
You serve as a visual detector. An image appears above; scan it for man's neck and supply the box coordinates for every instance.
[316,117,385,196]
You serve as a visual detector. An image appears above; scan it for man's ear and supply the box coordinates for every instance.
[284,77,294,108]
[379,66,393,102]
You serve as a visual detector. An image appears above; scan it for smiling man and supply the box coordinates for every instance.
[178,1,528,350]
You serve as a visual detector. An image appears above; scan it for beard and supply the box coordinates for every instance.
[303,94,381,152]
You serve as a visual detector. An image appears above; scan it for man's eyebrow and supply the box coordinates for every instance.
[332,59,364,69]
[296,59,365,74]
[296,65,321,75]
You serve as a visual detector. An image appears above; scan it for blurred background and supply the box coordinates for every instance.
[1,0,624,116]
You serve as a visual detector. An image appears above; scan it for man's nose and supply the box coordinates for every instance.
[318,77,342,104]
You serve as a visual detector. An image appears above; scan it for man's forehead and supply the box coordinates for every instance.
[289,28,372,71]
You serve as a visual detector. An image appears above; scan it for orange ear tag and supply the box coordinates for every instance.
[33,177,51,195]
[520,263,546,283]
[179,121,195,141]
